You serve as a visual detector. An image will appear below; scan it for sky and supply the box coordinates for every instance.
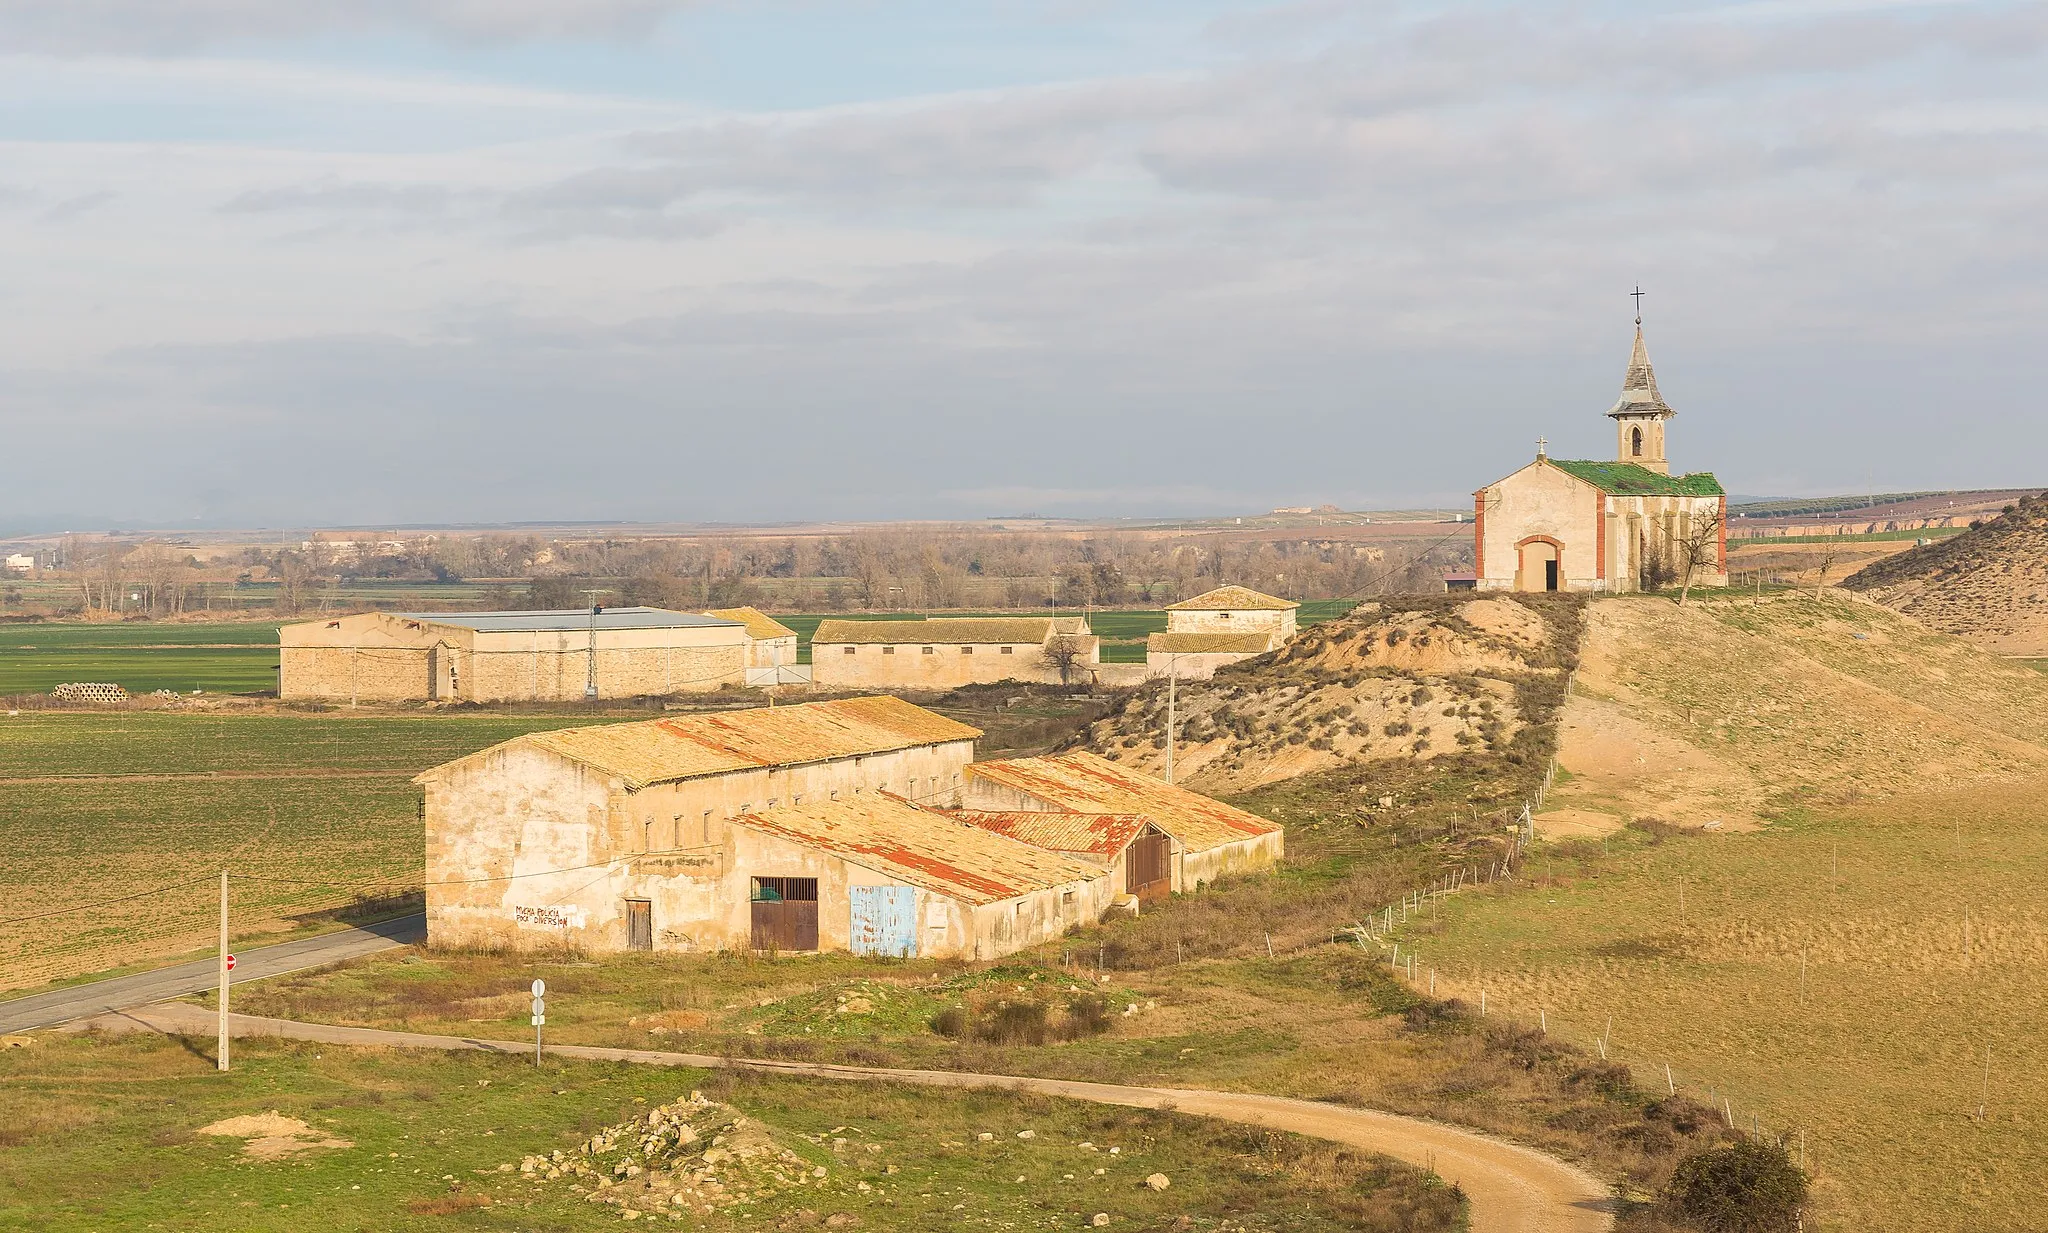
[0,0,2043,531]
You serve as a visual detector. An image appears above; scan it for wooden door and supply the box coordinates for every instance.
[625,898,653,951]
[1125,831,1172,904]
[749,877,820,952]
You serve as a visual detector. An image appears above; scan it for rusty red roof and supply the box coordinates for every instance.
[966,751,1281,853]
[734,795,1106,906]
[415,694,980,790]
[947,810,1152,861]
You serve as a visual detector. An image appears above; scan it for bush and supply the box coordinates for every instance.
[928,1007,968,1038]
[1661,1138,1808,1233]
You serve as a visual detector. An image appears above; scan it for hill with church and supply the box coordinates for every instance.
[1842,490,2048,655]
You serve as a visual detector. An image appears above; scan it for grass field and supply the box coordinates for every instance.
[0,622,280,694]
[0,712,646,992]
[1,1032,1457,1232]
[1399,779,2048,1233]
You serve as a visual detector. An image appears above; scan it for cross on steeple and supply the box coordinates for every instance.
[1536,436,1548,459]
[1631,285,1645,325]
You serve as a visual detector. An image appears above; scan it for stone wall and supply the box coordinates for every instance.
[811,637,1100,690]
[423,738,981,954]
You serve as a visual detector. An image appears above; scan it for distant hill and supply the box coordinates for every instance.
[1842,492,2048,655]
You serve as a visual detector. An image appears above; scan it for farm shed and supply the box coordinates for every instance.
[278,607,752,703]
[727,796,1112,959]
[963,751,1284,890]
[810,616,1100,689]
[415,695,983,955]
[704,606,799,671]
[949,810,1177,909]
[1146,586,1298,680]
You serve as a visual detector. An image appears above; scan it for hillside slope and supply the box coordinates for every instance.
[1842,491,2048,654]
[1547,590,2048,829]
[1081,595,1578,794]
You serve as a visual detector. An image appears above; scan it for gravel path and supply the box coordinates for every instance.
[88,1001,1615,1233]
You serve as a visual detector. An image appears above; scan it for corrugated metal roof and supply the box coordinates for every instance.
[948,810,1151,861]
[812,617,1061,646]
[736,795,1105,905]
[967,751,1280,853]
[422,695,981,789]
[703,606,797,642]
[397,607,743,633]
[1165,586,1298,612]
[1146,632,1278,655]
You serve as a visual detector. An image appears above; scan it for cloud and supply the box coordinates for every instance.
[0,0,701,52]
[3,0,2047,525]
[40,189,116,222]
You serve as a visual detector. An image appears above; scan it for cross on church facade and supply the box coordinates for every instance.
[1536,436,1548,458]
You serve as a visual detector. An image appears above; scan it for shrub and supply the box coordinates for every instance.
[1383,721,1413,737]
[928,1007,968,1038]
[1661,1138,1808,1233]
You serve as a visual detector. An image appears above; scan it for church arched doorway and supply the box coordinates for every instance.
[1515,537,1562,592]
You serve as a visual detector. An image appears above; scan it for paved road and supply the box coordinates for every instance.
[95,1002,1615,1233]
[0,913,424,1035]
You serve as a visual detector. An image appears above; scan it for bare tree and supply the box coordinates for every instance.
[1811,544,1840,598]
[1675,505,1726,606]
[1040,634,1090,686]
[274,551,318,616]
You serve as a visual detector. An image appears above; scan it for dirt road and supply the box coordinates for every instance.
[0,914,423,1034]
[92,1002,1615,1233]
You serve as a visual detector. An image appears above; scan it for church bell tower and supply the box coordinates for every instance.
[1607,303,1675,474]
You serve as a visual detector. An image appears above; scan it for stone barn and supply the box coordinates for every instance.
[963,751,1283,889]
[1146,586,1298,680]
[949,810,1178,910]
[279,607,751,703]
[705,606,799,672]
[727,796,1112,959]
[415,695,990,955]
[810,616,1100,689]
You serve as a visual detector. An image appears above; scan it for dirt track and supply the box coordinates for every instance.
[93,1002,1614,1233]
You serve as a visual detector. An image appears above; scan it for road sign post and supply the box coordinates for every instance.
[217,870,230,1072]
[531,979,546,1067]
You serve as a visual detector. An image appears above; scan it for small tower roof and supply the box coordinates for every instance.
[1606,327,1674,420]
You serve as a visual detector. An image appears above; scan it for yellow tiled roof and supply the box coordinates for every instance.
[1146,632,1278,656]
[1164,586,1298,612]
[966,751,1281,853]
[418,695,980,790]
[703,606,797,642]
[948,810,1151,861]
[736,795,1105,905]
[811,617,1065,646]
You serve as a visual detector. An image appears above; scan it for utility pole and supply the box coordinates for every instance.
[1164,655,1178,785]
[580,589,610,703]
[217,869,230,1072]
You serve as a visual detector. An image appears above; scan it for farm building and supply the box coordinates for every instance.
[949,810,1175,909]
[278,607,754,703]
[962,751,1284,889]
[730,796,1111,958]
[705,606,799,673]
[1146,586,1298,680]
[810,616,1100,689]
[417,695,1018,955]
[1474,324,1727,593]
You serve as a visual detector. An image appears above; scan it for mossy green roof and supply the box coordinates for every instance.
[1547,460,1724,497]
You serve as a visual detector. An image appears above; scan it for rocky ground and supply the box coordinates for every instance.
[1082,596,1578,794]
[1843,491,2048,654]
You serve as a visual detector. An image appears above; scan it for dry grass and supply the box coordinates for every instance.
[1403,776,2048,1232]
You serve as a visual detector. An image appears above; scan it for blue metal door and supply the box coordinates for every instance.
[849,885,918,957]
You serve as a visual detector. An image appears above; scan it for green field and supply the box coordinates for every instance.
[2,1033,1453,1233]
[0,712,641,992]
[0,622,280,694]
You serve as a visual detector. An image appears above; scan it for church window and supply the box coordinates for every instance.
[1631,426,1643,457]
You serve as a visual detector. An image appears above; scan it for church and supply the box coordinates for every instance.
[1473,323,1727,594]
